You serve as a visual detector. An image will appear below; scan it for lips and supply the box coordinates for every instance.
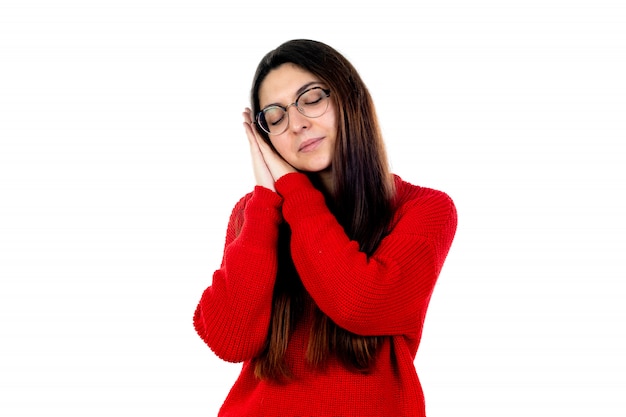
[298,137,323,152]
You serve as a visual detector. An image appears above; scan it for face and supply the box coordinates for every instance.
[258,63,337,174]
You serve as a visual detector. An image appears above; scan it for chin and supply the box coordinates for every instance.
[302,162,331,173]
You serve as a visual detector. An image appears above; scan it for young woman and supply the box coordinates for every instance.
[194,39,457,416]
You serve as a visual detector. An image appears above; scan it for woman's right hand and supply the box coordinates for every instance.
[243,108,276,192]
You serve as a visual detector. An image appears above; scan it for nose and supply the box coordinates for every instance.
[287,105,310,132]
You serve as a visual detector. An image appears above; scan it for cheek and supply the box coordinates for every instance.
[326,104,339,131]
[268,137,291,157]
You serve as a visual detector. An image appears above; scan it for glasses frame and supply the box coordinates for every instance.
[255,87,331,135]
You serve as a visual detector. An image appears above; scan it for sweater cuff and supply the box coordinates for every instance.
[274,173,327,221]
[250,185,283,210]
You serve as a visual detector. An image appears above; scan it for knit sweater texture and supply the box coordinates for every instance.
[194,172,457,417]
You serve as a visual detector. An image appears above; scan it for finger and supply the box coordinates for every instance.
[242,109,267,148]
[242,117,260,148]
[243,107,254,124]
[254,136,279,166]
[242,112,276,164]
[244,126,265,166]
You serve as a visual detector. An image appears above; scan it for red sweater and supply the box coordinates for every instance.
[194,173,457,416]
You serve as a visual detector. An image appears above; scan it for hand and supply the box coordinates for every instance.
[243,108,275,191]
[242,108,296,190]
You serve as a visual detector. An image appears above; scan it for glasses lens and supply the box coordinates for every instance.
[259,106,287,135]
[297,88,329,118]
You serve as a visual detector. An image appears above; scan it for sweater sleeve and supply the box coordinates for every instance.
[193,186,283,362]
[274,173,457,337]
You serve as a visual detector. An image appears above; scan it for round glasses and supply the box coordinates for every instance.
[256,87,331,135]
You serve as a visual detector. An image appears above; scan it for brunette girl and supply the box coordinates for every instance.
[194,39,457,416]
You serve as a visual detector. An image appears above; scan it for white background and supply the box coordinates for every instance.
[1,1,625,416]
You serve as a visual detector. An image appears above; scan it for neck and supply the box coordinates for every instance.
[316,169,334,195]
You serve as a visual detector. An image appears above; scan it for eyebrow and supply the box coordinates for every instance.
[262,81,323,109]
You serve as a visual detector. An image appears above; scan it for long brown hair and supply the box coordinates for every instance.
[250,39,395,381]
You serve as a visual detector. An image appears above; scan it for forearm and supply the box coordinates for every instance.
[194,187,283,361]
[275,173,456,336]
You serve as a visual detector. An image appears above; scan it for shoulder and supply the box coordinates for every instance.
[225,191,253,238]
[391,175,457,236]
[393,175,455,209]
[228,186,283,236]
[232,190,254,212]
[232,186,281,213]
